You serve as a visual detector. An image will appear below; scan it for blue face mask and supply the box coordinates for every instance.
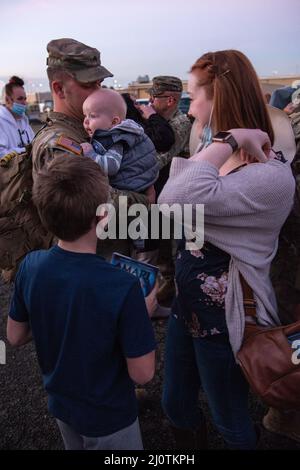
[201,124,213,149]
[199,106,214,151]
[11,102,26,116]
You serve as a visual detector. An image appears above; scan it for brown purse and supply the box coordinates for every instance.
[237,275,300,411]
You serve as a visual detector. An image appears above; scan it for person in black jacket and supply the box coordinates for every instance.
[121,93,175,152]
[121,93,174,319]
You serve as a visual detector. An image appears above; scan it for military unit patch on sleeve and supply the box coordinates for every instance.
[55,136,83,155]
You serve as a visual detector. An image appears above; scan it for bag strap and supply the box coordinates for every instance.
[239,274,257,319]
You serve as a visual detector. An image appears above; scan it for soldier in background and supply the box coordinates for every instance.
[145,76,191,198]
[264,107,300,443]
[141,76,191,304]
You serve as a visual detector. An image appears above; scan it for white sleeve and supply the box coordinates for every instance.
[0,122,10,158]
[0,121,27,157]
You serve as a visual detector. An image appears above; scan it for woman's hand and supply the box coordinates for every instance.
[229,129,271,163]
[189,128,272,169]
[139,104,156,119]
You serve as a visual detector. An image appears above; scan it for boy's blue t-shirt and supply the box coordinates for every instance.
[9,245,156,437]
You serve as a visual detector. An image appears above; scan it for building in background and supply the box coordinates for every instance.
[2,75,298,115]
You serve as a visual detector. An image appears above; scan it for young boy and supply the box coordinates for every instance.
[80,88,159,195]
[7,155,156,450]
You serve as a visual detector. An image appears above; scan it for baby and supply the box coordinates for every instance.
[81,89,159,193]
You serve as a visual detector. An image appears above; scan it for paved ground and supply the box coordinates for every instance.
[0,278,300,450]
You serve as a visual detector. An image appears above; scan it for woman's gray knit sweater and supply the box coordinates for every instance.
[158,157,295,357]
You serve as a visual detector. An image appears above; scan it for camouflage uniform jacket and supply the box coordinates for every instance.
[290,110,300,213]
[270,111,300,323]
[32,111,87,182]
[156,109,191,169]
[291,110,300,147]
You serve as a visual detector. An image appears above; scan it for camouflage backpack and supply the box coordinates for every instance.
[0,143,34,217]
[0,125,53,279]
[0,124,52,217]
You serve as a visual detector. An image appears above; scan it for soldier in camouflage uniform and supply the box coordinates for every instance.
[290,108,300,214]
[32,38,113,179]
[145,76,192,304]
[31,38,150,260]
[263,108,300,443]
[269,108,300,325]
[148,76,191,172]
[33,39,148,205]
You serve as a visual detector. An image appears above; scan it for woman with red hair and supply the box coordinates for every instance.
[158,50,295,449]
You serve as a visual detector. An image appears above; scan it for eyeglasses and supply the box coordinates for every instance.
[151,95,172,99]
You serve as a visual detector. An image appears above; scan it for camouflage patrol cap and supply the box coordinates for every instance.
[292,87,300,105]
[46,38,113,82]
[149,76,183,95]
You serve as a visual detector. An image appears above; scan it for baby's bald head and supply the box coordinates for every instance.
[83,88,127,136]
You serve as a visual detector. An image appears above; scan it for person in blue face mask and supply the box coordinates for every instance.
[0,76,35,158]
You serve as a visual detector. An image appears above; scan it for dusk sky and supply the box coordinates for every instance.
[0,0,299,92]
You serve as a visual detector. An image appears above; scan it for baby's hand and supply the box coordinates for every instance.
[80,142,93,155]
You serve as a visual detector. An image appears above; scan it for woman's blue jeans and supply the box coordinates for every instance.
[162,314,257,449]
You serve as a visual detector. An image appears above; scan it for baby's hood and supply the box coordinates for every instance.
[113,118,144,135]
